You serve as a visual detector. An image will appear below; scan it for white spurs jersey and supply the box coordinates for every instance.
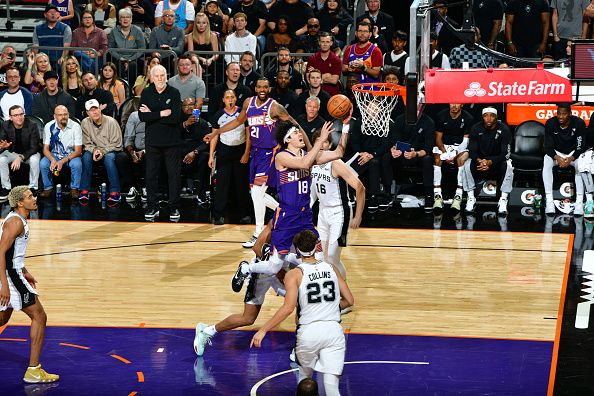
[297,261,341,325]
[2,211,29,270]
[311,162,349,208]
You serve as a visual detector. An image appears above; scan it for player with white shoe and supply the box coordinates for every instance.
[251,229,354,396]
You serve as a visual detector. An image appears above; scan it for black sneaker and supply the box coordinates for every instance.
[0,188,10,200]
[170,209,181,222]
[213,216,224,225]
[231,261,249,293]
[367,195,379,211]
[145,208,159,221]
[378,195,394,210]
[260,243,271,261]
[424,195,434,213]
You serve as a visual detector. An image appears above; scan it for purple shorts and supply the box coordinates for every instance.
[271,207,318,255]
[250,147,276,186]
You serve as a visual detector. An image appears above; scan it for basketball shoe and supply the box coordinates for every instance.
[450,194,462,211]
[23,365,59,384]
[433,194,443,210]
[465,196,476,213]
[231,261,249,292]
[242,235,258,248]
[194,323,212,357]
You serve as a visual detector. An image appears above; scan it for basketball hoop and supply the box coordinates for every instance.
[352,83,399,138]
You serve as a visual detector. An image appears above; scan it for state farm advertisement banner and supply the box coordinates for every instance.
[506,103,594,126]
[424,68,573,104]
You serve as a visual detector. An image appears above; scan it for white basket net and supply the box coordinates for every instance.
[352,83,399,138]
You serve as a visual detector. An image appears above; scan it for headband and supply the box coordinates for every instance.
[283,126,298,143]
[297,247,316,257]
[482,107,497,116]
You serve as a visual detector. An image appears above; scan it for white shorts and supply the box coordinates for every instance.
[244,274,285,306]
[0,268,38,311]
[433,144,466,161]
[296,321,346,376]
[576,149,594,173]
[318,204,350,247]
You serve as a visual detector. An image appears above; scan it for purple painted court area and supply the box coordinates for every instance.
[0,325,552,395]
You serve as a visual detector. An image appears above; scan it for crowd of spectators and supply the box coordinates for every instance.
[0,0,593,222]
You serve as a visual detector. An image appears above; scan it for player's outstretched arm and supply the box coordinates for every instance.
[0,218,24,306]
[335,270,354,310]
[277,124,331,170]
[250,269,301,348]
[316,121,349,165]
[203,101,249,143]
[333,159,365,228]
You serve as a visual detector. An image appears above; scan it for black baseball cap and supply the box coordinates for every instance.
[44,70,59,80]
[45,4,59,12]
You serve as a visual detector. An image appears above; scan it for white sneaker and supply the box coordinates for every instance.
[340,306,353,315]
[497,197,508,215]
[193,323,212,356]
[289,347,296,362]
[465,196,476,213]
[126,187,138,202]
[545,200,556,215]
[242,234,258,248]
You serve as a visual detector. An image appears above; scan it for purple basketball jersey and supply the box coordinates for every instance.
[276,149,311,211]
[246,97,278,149]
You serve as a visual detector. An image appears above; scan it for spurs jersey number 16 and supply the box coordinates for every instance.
[297,261,341,325]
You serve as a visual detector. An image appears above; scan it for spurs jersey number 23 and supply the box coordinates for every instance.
[297,261,341,325]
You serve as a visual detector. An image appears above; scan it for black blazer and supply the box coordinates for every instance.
[0,118,41,161]
[357,10,395,45]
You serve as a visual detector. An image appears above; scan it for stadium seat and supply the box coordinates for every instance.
[511,120,545,174]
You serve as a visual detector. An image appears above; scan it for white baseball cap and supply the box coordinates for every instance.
[85,99,100,111]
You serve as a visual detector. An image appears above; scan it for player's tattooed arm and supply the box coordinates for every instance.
[272,102,311,149]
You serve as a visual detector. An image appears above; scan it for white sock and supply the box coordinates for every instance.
[433,165,441,186]
[546,193,553,202]
[455,187,463,197]
[251,185,267,233]
[457,167,464,186]
[501,192,508,200]
[434,186,442,196]
[587,193,593,202]
[204,325,217,336]
[468,190,475,199]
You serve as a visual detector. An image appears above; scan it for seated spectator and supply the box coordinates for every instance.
[180,97,211,203]
[155,0,195,35]
[108,7,147,84]
[0,68,33,121]
[187,13,220,78]
[390,112,435,211]
[230,0,268,53]
[265,15,298,53]
[133,54,161,96]
[270,70,298,112]
[168,54,206,108]
[148,9,186,72]
[449,28,496,69]
[0,105,41,197]
[76,72,116,120]
[49,0,75,26]
[79,99,124,204]
[267,0,314,37]
[202,0,229,36]
[208,62,252,114]
[209,89,250,225]
[316,0,352,47]
[383,30,408,85]
[238,51,262,94]
[61,55,84,100]
[306,32,342,96]
[39,105,83,199]
[32,70,76,124]
[295,96,325,140]
[23,52,51,95]
[265,47,305,93]
[225,13,258,65]
[71,11,108,73]
[85,0,117,35]
[117,109,147,202]
[100,62,127,110]
[0,46,18,91]
[294,68,330,119]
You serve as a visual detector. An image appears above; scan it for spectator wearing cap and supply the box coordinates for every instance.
[76,71,116,120]
[32,4,72,71]
[79,99,124,204]
[462,106,513,215]
[31,70,76,124]
[383,31,408,85]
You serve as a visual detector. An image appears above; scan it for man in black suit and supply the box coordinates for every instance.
[356,0,395,49]
[0,105,41,197]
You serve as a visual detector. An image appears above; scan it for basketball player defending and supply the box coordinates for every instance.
[204,77,293,248]
[0,186,59,384]
[231,119,349,291]
[251,229,354,396]
[310,129,365,280]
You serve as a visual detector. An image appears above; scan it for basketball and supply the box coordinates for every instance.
[327,94,352,119]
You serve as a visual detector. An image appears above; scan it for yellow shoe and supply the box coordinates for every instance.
[23,364,60,383]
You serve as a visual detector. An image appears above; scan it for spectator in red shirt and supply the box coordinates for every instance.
[306,32,342,96]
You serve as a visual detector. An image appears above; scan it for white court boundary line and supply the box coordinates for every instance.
[250,360,430,395]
